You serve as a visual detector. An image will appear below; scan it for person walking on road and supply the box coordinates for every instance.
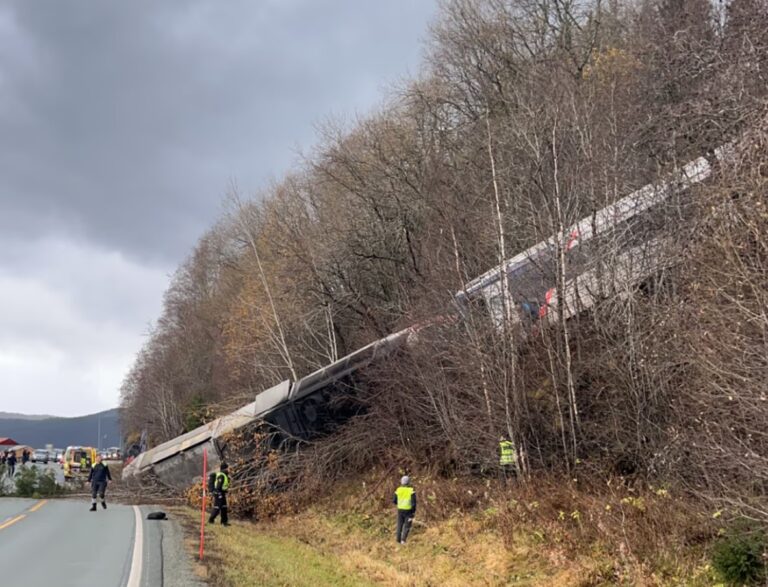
[88,454,112,511]
[393,475,417,545]
[208,462,231,526]
[7,451,16,477]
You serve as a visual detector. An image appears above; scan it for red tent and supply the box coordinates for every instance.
[0,438,19,446]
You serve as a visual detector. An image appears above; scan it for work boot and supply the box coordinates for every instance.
[101,501,107,510]
[89,504,97,512]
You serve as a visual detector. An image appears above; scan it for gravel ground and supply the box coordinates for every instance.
[140,505,207,587]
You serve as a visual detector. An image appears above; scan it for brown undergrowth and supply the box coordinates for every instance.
[185,468,722,586]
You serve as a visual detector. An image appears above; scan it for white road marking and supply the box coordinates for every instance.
[127,505,144,587]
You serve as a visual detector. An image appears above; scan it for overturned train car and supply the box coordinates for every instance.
[125,145,733,489]
[456,145,732,328]
[122,327,416,488]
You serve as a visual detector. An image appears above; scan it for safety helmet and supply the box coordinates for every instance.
[401,475,410,485]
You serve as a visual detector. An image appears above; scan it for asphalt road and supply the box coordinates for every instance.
[0,497,204,587]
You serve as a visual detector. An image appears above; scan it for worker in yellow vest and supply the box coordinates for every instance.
[208,462,231,526]
[393,475,417,544]
[499,435,517,486]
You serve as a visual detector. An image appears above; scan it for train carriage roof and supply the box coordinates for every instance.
[458,157,712,300]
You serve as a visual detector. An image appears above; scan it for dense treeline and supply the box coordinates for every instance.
[121,0,768,518]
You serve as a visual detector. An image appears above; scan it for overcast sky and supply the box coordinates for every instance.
[0,0,437,417]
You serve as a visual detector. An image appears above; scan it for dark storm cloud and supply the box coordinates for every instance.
[0,1,436,416]
[0,0,436,264]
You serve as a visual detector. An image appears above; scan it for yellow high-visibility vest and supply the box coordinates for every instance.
[216,472,230,491]
[499,440,516,466]
[395,486,414,510]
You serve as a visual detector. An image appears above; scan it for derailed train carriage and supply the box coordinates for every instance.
[124,145,732,488]
[122,327,418,487]
[455,145,732,326]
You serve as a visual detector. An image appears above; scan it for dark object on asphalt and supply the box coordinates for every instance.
[147,511,167,520]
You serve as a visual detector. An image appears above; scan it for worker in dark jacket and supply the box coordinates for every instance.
[393,475,417,544]
[88,454,112,511]
[6,451,16,477]
[208,462,231,526]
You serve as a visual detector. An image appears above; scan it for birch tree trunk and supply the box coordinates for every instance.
[229,191,298,382]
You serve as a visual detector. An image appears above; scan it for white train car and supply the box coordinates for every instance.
[122,327,416,487]
[124,144,734,489]
[455,149,727,326]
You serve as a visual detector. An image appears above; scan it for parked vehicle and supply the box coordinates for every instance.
[31,449,48,464]
[62,446,97,480]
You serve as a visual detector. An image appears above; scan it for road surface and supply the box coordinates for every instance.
[0,497,203,587]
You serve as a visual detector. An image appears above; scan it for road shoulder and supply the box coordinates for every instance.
[140,505,207,586]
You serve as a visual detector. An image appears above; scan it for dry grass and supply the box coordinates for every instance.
[180,472,724,586]
[181,511,373,587]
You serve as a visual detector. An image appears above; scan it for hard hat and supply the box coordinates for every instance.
[401,475,410,485]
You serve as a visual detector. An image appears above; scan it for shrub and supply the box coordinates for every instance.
[0,464,9,496]
[14,466,64,498]
[14,467,38,497]
[36,469,62,497]
[712,525,767,586]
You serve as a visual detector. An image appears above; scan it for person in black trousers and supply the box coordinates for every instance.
[208,462,231,526]
[88,454,112,511]
[7,451,16,477]
[393,475,417,544]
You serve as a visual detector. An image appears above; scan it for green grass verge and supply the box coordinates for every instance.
[199,516,375,587]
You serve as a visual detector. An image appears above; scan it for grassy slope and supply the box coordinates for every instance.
[181,475,723,586]
[198,519,372,587]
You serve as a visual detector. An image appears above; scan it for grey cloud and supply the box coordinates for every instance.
[0,1,436,415]
[0,0,436,264]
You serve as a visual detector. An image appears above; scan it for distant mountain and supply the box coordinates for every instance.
[0,409,121,449]
[0,412,55,421]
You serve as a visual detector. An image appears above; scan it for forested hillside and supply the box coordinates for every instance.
[121,0,768,542]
